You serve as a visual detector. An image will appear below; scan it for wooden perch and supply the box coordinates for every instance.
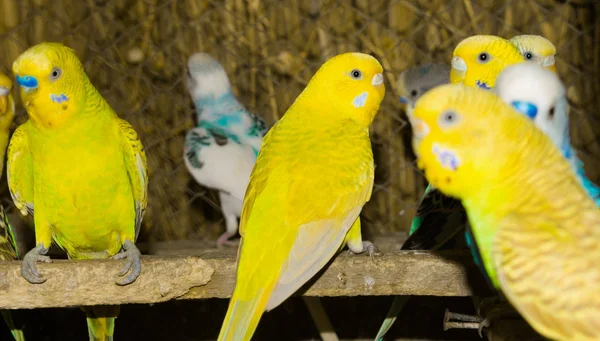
[0,256,214,309]
[0,239,489,310]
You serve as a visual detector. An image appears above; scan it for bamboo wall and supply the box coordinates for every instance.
[0,0,598,242]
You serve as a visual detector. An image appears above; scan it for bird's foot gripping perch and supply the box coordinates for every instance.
[443,297,525,338]
[112,239,141,286]
[21,243,51,284]
[216,231,239,249]
[476,296,522,337]
[347,241,380,258]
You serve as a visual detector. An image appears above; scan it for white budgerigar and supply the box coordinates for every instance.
[495,61,600,205]
[183,53,269,248]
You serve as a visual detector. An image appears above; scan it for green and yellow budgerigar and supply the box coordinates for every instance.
[510,34,557,73]
[450,35,525,89]
[217,52,385,341]
[410,83,600,341]
[8,42,148,340]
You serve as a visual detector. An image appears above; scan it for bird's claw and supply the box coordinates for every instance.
[21,244,51,284]
[216,231,239,249]
[112,240,141,286]
[347,241,381,257]
[363,241,381,257]
[476,296,520,337]
[478,317,492,338]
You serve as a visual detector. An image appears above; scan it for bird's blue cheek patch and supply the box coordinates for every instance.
[50,93,69,104]
[399,96,407,104]
[352,92,368,108]
[511,101,538,119]
[475,80,491,90]
[432,144,460,171]
[16,75,38,90]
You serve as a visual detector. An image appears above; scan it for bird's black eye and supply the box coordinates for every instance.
[478,52,490,63]
[548,106,555,120]
[50,67,62,81]
[350,69,362,79]
[439,110,460,126]
[410,90,418,97]
[525,52,533,60]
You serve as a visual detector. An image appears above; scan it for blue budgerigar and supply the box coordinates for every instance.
[183,52,269,248]
[494,62,600,205]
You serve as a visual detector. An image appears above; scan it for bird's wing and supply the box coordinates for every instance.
[7,125,34,217]
[117,119,148,241]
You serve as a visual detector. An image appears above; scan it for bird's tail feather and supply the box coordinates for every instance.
[1,310,25,341]
[217,287,271,341]
[375,296,410,341]
[83,305,119,341]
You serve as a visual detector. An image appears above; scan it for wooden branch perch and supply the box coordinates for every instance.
[0,240,489,310]
[0,256,214,309]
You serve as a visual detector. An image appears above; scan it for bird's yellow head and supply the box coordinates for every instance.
[301,52,385,127]
[509,35,557,73]
[409,84,533,200]
[450,35,525,90]
[0,72,13,117]
[12,42,88,129]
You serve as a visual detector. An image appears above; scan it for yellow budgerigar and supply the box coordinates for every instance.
[450,35,525,89]
[409,83,600,341]
[217,52,385,341]
[9,42,148,340]
[510,34,557,72]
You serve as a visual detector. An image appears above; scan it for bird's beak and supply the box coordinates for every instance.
[371,73,384,86]
[511,100,538,119]
[0,87,9,114]
[451,56,467,72]
[411,117,430,139]
[542,56,556,73]
[15,75,39,92]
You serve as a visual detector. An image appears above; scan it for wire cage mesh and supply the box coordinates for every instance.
[0,0,598,244]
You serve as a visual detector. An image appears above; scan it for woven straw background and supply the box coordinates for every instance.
[0,0,598,243]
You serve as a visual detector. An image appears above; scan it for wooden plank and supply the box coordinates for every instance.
[0,242,489,309]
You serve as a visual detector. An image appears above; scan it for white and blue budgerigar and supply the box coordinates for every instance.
[183,52,268,248]
[495,61,600,205]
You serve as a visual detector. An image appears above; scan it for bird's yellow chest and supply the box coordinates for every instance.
[27,122,134,257]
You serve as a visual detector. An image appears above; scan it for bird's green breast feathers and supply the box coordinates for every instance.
[23,117,135,257]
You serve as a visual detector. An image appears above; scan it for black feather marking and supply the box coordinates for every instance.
[209,128,229,146]
[185,130,212,169]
